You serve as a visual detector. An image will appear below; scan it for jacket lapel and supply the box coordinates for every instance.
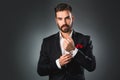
[72,30,83,46]
[54,32,62,58]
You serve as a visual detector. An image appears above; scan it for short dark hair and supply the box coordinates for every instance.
[54,3,72,16]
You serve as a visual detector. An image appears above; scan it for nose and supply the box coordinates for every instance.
[63,19,67,24]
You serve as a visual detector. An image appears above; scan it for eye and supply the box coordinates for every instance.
[66,16,70,19]
[57,18,62,20]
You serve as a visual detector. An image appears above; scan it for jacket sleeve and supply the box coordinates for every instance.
[37,39,60,76]
[74,36,96,72]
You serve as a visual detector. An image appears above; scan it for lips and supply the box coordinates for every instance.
[61,24,69,28]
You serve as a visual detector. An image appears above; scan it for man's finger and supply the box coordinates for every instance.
[67,36,73,41]
[67,38,71,42]
[64,39,69,43]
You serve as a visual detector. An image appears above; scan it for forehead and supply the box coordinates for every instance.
[56,10,72,18]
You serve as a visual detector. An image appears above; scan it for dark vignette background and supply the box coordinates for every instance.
[0,0,120,80]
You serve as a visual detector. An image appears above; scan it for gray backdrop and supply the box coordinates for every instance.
[1,0,120,80]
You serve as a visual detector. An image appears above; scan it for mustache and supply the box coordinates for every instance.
[61,24,69,28]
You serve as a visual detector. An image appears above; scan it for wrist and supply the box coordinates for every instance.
[56,59,62,69]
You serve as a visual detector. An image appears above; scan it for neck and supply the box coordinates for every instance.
[61,30,72,39]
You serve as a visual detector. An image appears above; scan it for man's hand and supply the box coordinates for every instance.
[59,54,72,66]
[63,36,75,52]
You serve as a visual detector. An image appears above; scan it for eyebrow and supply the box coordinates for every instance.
[57,16,70,20]
[65,16,70,19]
[57,17,62,20]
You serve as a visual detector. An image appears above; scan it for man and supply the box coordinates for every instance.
[37,3,96,80]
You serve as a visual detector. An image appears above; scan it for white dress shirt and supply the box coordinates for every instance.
[56,31,78,69]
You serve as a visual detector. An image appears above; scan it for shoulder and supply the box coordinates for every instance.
[43,32,59,42]
[74,31,90,39]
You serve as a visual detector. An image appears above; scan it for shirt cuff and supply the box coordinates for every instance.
[56,59,61,69]
[71,48,78,57]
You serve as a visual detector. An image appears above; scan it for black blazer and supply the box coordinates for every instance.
[37,31,96,80]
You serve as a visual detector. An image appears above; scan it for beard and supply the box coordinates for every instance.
[57,23,73,33]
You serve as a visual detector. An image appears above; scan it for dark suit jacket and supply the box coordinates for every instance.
[37,31,96,80]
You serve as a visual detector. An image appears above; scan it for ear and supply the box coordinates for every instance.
[55,17,57,23]
[72,16,74,21]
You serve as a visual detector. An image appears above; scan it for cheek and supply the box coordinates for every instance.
[66,20,72,24]
[57,21,63,26]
